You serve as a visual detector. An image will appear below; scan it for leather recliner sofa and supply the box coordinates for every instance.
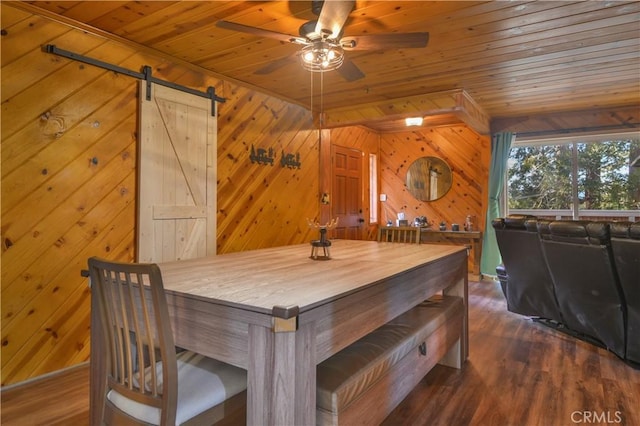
[541,220,627,360]
[611,222,640,364]
[494,217,637,366]
[492,216,563,323]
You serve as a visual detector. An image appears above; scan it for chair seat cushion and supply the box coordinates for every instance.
[108,351,247,425]
[316,296,463,413]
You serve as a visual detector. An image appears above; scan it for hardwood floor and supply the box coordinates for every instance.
[2,279,638,425]
[384,279,640,426]
[0,362,89,425]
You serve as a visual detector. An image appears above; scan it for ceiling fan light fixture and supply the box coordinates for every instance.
[300,41,344,72]
[303,50,315,62]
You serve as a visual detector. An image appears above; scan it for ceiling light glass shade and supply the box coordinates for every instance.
[300,41,344,72]
[405,117,424,126]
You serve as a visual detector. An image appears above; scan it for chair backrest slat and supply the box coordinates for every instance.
[377,226,421,244]
[89,257,179,424]
[116,272,133,390]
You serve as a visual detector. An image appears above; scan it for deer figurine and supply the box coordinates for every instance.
[307,218,339,260]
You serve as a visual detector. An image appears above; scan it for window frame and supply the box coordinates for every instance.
[369,153,378,223]
[504,131,640,221]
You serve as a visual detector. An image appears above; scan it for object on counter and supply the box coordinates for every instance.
[307,218,339,260]
[464,215,474,231]
[414,216,432,227]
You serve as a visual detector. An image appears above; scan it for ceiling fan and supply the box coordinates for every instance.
[216,0,429,82]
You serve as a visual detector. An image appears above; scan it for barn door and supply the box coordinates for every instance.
[137,81,217,262]
[332,145,364,240]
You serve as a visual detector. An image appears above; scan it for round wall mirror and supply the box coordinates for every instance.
[406,156,453,201]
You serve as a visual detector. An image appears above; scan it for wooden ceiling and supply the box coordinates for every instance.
[20,1,640,133]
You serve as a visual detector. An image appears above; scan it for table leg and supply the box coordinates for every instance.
[247,321,316,425]
[440,265,469,368]
[473,238,483,278]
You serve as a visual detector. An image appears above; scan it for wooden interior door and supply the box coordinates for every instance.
[137,81,217,262]
[332,145,364,240]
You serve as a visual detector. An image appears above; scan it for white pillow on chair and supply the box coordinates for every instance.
[108,351,247,425]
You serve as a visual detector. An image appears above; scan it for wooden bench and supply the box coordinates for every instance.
[316,295,465,425]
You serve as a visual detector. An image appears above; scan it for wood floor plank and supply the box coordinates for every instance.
[383,279,640,426]
[1,279,638,425]
[0,363,89,425]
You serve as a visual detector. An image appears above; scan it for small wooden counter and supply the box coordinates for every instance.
[421,229,483,280]
[378,226,483,280]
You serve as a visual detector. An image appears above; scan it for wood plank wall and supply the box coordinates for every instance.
[491,106,640,138]
[1,3,490,386]
[217,83,319,253]
[0,3,319,385]
[380,126,491,269]
[320,125,381,240]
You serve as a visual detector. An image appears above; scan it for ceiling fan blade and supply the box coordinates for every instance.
[288,0,320,20]
[254,55,297,75]
[216,20,307,45]
[337,57,365,82]
[341,32,429,50]
[315,0,355,39]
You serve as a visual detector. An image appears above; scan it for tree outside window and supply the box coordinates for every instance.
[577,140,640,210]
[507,136,640,218]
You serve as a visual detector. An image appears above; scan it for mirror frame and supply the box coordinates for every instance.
[405,156,453,201]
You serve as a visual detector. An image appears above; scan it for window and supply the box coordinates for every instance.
[369,153,378,223]
[506,133,640,220]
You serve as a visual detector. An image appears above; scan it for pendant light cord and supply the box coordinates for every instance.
[310,71,325,131]
[310,69,314,120]
[320,71,324,129]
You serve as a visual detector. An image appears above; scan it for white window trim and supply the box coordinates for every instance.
[505,131,640,220]
[369,153,378,223]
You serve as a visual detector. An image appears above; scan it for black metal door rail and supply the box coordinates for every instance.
[44,44,225,115]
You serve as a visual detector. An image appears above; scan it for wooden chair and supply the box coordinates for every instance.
[88,257,247,426]
[377,226,421,244]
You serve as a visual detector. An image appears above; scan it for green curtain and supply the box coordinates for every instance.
[480,132,515,276]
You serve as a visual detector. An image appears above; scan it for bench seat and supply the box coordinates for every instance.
[316,295,464,425]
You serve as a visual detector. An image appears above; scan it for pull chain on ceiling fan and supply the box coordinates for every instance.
[215,0,429,81]
[307,57,329,133]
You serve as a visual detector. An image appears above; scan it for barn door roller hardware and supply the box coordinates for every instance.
[44,45,225,115]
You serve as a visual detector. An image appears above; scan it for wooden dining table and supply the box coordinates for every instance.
[91,240,468,425]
